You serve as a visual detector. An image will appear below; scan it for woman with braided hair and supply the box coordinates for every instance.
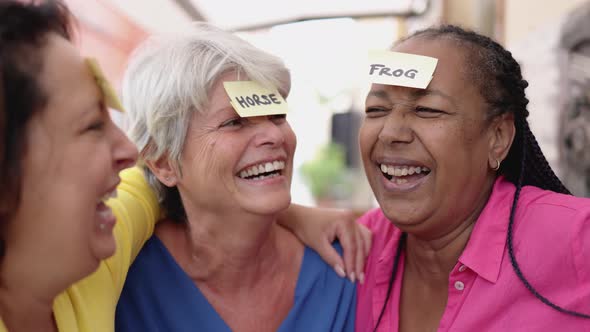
[353,25,590,331]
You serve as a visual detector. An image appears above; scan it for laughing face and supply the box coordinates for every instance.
[9,34,138,280]
[160,71,296,217]
[360,37,499,238]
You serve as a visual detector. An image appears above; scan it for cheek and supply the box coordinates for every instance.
[185,138,222,178]
[421,120,489,176]
[359,121,379,158]
[283,125,297,155]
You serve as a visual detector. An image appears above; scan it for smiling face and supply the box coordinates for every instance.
[360,37,500,238]
[158,71,296,218]
[7,34,138,281]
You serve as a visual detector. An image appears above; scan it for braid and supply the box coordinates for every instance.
[398,25,586,319]
[520,120,570,194]
[507,118,590,318]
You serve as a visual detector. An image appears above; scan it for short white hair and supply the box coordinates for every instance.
[122,22,291,203]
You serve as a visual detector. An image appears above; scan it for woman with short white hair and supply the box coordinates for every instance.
[115,23,357,332]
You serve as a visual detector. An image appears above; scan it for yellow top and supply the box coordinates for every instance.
[0,167,160,332]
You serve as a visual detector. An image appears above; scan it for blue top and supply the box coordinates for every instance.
[115,236,356,332]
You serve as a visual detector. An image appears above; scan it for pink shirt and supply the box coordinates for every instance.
[356,177,590,332]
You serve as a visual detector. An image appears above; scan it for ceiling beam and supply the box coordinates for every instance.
[171,0,207,22]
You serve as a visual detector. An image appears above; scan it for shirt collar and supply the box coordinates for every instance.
[459,176,516,283]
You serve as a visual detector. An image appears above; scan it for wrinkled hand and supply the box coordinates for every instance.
[279,204,372,283]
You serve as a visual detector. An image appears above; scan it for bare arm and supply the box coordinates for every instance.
[278,204,372,283]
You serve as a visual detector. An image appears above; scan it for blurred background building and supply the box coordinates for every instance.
[64,0,590,209]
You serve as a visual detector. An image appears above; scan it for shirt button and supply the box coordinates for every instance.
[458,265,467,272]
[454,281,465,291]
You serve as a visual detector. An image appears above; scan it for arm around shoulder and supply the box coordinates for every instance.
[104,166,161,288]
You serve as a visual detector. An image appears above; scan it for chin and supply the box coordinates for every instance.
[90,237,117,262]
[379,200,425,225]
[247,195,291,216]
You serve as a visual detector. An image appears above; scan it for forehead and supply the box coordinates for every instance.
[38,34,100,120]
[209,70,239,103]
[383,37,479,101]
[204,70,243,117]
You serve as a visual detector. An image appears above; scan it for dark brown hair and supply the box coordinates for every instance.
[0,0,73,252]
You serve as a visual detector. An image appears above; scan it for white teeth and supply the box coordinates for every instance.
[379,164,430,178]
[251,172,280,181]
[99,190,117,203]
[396,178,408,184]
[97,207,113,219]
[238,160,286,179]
[265,162,273,172]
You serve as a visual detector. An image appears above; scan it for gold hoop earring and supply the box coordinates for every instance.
[492,159,501,171]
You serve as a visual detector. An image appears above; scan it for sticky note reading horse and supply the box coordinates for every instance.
[223,81,289,117]
[367,51,438,89]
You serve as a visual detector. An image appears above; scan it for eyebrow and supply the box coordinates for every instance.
[410,89,456,105]
[367,87,458,107]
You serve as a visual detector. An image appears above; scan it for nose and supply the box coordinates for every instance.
[251,116,286,148]
[112,126,138,172]
[378,109,414,145]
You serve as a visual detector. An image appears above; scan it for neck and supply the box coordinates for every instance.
[405,177,494,284]
[405,219,475,283]
[0,245,70,332]
[0,283,57,332]
[163,208,297,293]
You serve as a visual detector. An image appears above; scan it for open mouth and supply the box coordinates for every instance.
[237,160,285,180]
[379,164,431,184]
[96,188,117,231]
[98,189,117,204]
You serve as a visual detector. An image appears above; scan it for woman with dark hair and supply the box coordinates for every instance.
[0,2,158,331]
[354,25,590,331]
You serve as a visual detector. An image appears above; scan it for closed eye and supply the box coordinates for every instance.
[85,120,105,131]
[220,117,245,128]
[415,106,445,118]
[365,107,389,118]
[269,113,287,124]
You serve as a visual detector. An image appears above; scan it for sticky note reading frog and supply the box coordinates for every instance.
[223,81,289,117]
[367,51,438,89]
[85,58,124,112]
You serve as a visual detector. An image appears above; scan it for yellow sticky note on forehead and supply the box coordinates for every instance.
[223,81,289,117]
[85,58,124,112]
[367,50,438,89]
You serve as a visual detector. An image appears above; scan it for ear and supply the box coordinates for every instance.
[145,154,179,187]
[488,113,515,169]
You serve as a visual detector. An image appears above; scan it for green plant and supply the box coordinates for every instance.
[300,143,349,200]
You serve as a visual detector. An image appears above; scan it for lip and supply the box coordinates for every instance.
[236,173,287,187]
[378,167,430,193]
[105,179,120,195]
[372,157,431,193]
[98,179,121,203]
[96,201,117,231]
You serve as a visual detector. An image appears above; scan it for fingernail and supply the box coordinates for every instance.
[349,272,356,283]
[359,272,365,284]
[334,265,346,278]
